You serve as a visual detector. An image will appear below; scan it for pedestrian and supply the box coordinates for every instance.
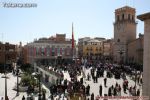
[118,85,121,96]
[104,77,107,87]
[113,87,117,96]
[99,84,102,96]
[108,87,112,96]
[87,73,90,81]
[22,95,25,100]
[91,93,94,100]
[137,89,140,96]
[86,84,90,96]
[95,75,98,83]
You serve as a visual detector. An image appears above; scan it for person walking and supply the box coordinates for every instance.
[22,95,25,100]
[99,85,103,96]
[104,77,107,87]
[91,93,94,100]
[137,89,140,96]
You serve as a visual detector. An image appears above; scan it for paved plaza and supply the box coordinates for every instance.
[0,65,143,100]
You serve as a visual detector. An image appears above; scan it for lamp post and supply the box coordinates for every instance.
[16,65,19,96]
[134,69,137,96]
[2,43,9,100]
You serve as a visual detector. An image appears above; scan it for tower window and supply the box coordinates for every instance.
[128,14,130,20]
[122,14,124,20]
[117,15,119,21]
[117,39,120,42]
[132,15,134,21]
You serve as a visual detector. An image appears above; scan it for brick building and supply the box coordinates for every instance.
[127,34,144,64]
[0,42,17,65]
[24,34,76,65]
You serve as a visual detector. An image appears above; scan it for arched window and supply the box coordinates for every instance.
[122,14,124,20]
[117,15,119,21]
[128,14,130,20]
[117,39,120,42]
[132,15,134,21]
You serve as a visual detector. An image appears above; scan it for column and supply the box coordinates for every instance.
[137,13,150,97]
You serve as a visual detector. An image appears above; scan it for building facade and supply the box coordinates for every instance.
[83,39,104,60]
[113,6,137,64]
[78,37,91,58]
[127,34,144,64]
[24,34,76,65]
[0,42,17,65]
[103,39,114,62]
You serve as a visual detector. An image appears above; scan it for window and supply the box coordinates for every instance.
[87,47,89,50]
[117,39,120,42]
[52,46,55,56]
[122,14,124,20]
[117,15,119,21]
[132,15,134,21]
[99,47,102,51]
[128,14,130,20]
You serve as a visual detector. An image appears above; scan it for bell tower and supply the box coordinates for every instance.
[113,6,137,63]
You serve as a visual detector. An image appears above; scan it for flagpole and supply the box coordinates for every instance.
[72,22,74,60]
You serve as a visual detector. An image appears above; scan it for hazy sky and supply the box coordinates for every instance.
[0,0,150,45]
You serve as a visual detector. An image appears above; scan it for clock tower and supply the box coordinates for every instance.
[113,6,137,63]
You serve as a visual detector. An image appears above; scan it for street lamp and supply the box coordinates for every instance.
[16,65,19,96]
[134,69,137,96]
[1,74,9,100]
[32,72,41,100]
[2,42,9,100]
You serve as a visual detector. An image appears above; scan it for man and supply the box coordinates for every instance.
[99,85,102,96]
[22,96,25,100]
[91,93,94,100]
[86,84,90,96]
[104,77,107,87]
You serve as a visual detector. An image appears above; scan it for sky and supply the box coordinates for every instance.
[0,0,150,45]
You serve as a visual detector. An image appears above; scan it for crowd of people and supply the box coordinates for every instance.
[20,59,143,100]
[44,60,142,100]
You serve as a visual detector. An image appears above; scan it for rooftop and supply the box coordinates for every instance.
[137,12,150,21]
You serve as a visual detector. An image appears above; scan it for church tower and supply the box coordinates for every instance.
[113,6,137,63]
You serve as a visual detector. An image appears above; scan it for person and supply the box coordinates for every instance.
[1,97,3,100]
[104,77,107,87]
[91,93,94,100]
[108,87,112,96]
[95,75,98,83]
[99,85,102,96]
[86,84,90,96]
[137,89,140,96]
[87,73,90,81]
[113,87,117,96]
[22,95,25,100]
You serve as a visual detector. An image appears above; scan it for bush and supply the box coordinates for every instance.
[20,73,37,87]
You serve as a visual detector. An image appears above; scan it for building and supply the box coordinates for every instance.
[0,42,17,67]
[127,33,144,64]
[137,12,150,98]
[103,39,114,62]
[24,34,76,65]
[113,6,137,64]
[83,39,104,60]
[78,37,91,58]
